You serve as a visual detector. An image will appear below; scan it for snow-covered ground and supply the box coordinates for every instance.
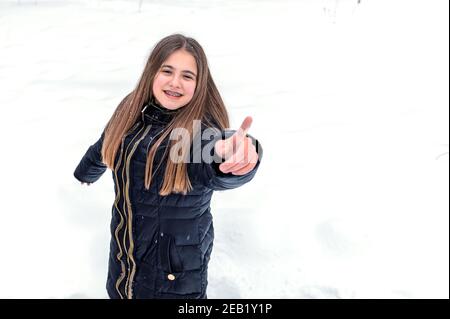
[0,0,448,298]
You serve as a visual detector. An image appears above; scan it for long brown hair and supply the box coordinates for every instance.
[101,34,229,195]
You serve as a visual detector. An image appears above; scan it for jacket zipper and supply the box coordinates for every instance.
[124,124,152,299]
[113,108,171,298]
[112,122,142,299]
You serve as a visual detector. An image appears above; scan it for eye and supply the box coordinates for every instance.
[162,70,171,74]
[184,75,193,80]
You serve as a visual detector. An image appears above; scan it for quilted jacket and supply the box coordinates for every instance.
[73,99,262,299]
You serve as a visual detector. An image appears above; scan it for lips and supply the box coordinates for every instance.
[164,90,183,98]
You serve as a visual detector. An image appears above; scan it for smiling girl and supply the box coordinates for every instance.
[74,34,262,299]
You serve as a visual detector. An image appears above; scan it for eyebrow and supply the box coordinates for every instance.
[161,64,197,78]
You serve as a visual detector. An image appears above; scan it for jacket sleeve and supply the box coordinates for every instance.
[73,131,107,183]
[193,128,263,191]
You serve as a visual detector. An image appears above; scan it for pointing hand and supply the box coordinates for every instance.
[214,116,259,175]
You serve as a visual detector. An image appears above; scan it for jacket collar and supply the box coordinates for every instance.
[141,98,180,125]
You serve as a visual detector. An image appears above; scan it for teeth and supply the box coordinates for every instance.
[165,90,182,97]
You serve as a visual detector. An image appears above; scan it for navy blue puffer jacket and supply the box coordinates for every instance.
[73,100,262,299]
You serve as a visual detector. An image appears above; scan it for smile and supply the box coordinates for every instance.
[164,90,183,98]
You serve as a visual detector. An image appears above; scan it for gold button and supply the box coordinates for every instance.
[167,274,176,281]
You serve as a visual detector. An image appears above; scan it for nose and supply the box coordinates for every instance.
[168,74,182,88]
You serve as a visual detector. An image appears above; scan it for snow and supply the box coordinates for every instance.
[0,0,448,298]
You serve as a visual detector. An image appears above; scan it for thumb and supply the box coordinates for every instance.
[236,116,253,139]
[215,116,253,159]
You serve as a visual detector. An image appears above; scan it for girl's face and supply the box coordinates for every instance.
[152,49,198,110]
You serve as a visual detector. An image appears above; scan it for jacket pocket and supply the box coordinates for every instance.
[157,269,204,296]
[157,233,203,295]
[158,233,183,273]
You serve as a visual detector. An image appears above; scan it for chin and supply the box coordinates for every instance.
[162,99,188,110]
[163,102,183,110]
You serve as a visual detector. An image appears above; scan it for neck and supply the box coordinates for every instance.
[142,97,180,125]
[151,98,179,114]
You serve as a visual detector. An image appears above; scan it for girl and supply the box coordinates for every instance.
[74,34,262,299]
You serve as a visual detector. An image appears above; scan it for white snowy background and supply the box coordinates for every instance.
[0,0,448,299]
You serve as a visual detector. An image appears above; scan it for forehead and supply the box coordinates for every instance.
[162,50,197,73]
